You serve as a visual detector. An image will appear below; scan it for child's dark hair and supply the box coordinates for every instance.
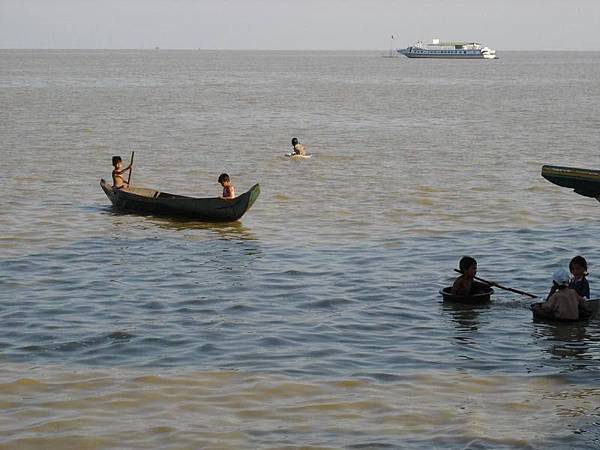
[291,137,298,146]
[459,256,477,273]
[112,156,122,166]
[569,255,588,273]
[218,173,230,184]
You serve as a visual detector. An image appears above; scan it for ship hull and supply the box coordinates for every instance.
[400,52,485,59]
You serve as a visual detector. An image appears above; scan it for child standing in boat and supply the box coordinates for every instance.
[291,137,306,156]
[112,156,132,189]
[569,256,590,299]
[451,256,489,296]
[218,173,236,199]
[535,268,589,321]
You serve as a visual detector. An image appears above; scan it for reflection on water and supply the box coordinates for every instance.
[533,322,593,359]
[443,301,490,334]
[104,206,258,240]
[150,216,258,241]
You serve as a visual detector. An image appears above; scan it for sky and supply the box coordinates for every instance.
[1,0,599,50]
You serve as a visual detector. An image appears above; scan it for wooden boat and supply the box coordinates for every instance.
[439,286,493,304]
[530,299,600,323]
[541,165,600,200]
[100,179,260,221]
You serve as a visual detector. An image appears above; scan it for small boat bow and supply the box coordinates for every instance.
[542,165,600,200]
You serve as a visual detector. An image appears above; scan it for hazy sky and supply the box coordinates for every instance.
[1,0,599,50]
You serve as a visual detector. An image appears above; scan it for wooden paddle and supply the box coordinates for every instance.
[453,269,537,298]
[127,151,135,186]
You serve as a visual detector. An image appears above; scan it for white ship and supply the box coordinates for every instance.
[398,38,497,59]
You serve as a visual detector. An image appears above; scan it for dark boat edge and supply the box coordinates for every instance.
[439,286,493,304]
[530,299,600,323]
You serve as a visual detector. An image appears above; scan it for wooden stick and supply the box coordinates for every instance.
[453,269,537,298]
[127,151,135,186]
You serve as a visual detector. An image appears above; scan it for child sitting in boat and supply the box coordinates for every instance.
[291,137,306,156]
[218,173,236,199]
[534,268,590,321]
[569,256,590,299]
[112,156,132,189]
[451,256,489,296]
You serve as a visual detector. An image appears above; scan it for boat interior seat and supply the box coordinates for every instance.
[156,192,185,199]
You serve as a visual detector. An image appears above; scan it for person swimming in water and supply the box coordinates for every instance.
[291,137,306,156]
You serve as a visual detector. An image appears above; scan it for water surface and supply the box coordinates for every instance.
[1,50,600,449]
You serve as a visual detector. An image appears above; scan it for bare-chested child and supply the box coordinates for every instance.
[291,137,306,156]
[451,256,489,296]
[112,156,132,189]
[218,173,236,199]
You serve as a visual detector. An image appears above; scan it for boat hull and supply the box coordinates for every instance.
[439,286,493,304]
[541,165,600,199]
[530,300,599,323]
[399,52,486,59]
[100,179,260,221]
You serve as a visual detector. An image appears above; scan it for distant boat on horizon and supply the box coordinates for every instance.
[398,38,498,59]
